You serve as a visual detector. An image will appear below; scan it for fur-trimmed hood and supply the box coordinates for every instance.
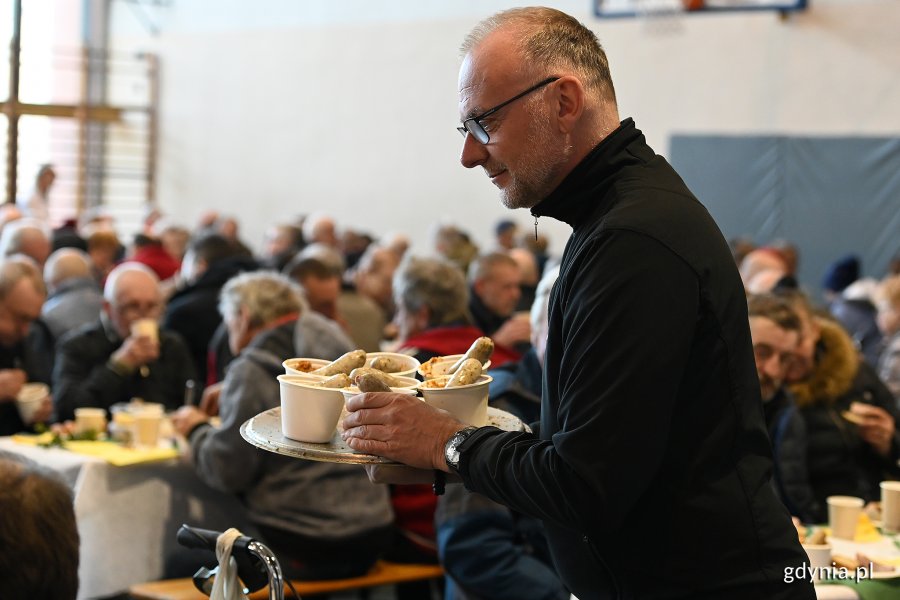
[789,318,860,408]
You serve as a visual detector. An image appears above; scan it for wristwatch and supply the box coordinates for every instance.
[444,426,478,471]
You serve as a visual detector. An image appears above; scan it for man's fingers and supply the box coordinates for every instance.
[344,391,397,412]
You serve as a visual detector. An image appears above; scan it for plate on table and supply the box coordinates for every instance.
[240,406,528,465]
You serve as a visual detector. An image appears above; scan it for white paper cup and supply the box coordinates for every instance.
[881,481,900,534]
[364,352,421,378]
[74,407,108,435]
[278,374,345,443]
[827,495,864,540]
[131,318,159,343]
[418,375,492,426]
[417,355,492,380]
[802,544,832,580]
[282,358,331,376]
[15,382,49,423]
[132,411,163,448]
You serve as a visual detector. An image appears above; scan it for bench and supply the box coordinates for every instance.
[128,560,444,599]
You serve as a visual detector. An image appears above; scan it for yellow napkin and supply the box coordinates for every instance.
[12,434,178,467]
[822,513,883,543]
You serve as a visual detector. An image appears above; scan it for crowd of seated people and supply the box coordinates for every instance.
[0,207,559,595]
[735,236,900,529]
[3,197,900,599]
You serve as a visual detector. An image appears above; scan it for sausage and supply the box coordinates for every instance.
[448,337,494,374]
[349,367,403,388]
[316,373,351,389]
[369,355,405,373]
[356,373,393,393]
[446,358,482,387]
[311,349,366,376]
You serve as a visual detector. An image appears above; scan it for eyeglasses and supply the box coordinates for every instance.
[457,76,559,144]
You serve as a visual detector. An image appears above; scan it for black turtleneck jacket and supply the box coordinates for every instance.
[455,120,814,600]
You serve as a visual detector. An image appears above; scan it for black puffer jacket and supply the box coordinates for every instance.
[790,318,900,522]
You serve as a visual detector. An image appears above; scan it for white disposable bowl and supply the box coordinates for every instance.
[418,374,493,426]
[282,358,331,376]
[364,352,421,378]
[417,355,492,380]
[277,374,345,443]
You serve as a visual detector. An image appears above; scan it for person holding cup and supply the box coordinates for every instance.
[0,256,54,435]
[52,262,195,421]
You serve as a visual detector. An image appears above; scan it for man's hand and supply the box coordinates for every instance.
[199,382,224,416]
[0,369,27,401]
[849,401,896,457]
[111,334,160,370]
[172,405,210,437]
[27,396,53,425]
[492,316,531,349]
[342,392,467,471]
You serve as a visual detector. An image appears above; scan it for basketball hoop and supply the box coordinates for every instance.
[634,0,689,35]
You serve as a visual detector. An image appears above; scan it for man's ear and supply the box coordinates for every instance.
[553,76,586,134]
[102,300,112,318]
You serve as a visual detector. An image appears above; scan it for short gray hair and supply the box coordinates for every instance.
[467,251,519,285]
[219,271,304,328]
[394,256,468,328]
[0,218,51,258]
[103,262,159,303]
[461,6,616,104]
[0,255,46,300]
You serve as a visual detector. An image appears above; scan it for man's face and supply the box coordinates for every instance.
[0,278,45,346]
[749,316,800,402]
[357,250,399,310]
[457,35,569,210]
[105,273,162,339]
[300,274,341,311]
[475,263,522,318]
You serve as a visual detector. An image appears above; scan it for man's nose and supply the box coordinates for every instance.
[460,133,488,169]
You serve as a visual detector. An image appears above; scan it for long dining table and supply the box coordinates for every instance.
[0,436,254,599]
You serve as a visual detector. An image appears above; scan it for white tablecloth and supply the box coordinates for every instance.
[0,438,252,599]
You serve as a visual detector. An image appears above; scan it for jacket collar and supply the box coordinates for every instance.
[530,117,646,228]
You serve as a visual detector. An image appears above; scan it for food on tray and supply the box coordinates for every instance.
[446,358,483,387]
[356,373,393,393]
[369,355,404,373]
[316,373,352,389]
[448,337,494,374]
[284,359,316,373]
[310,350,366,376]
[349,367,404,388]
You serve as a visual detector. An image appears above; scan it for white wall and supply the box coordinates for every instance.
[110,0,900,258]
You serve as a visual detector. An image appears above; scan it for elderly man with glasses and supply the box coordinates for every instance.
[53,262,195,421]
[343,7,814,599]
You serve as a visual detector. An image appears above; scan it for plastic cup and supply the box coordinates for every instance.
[74,407,108,435]
[131,318,159,343]
[881,481,900,534]
[802,544,831,580]
[15,382,49,423]
[132,410,163,448]
[277,374,345,443]
[827,495,864,540]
